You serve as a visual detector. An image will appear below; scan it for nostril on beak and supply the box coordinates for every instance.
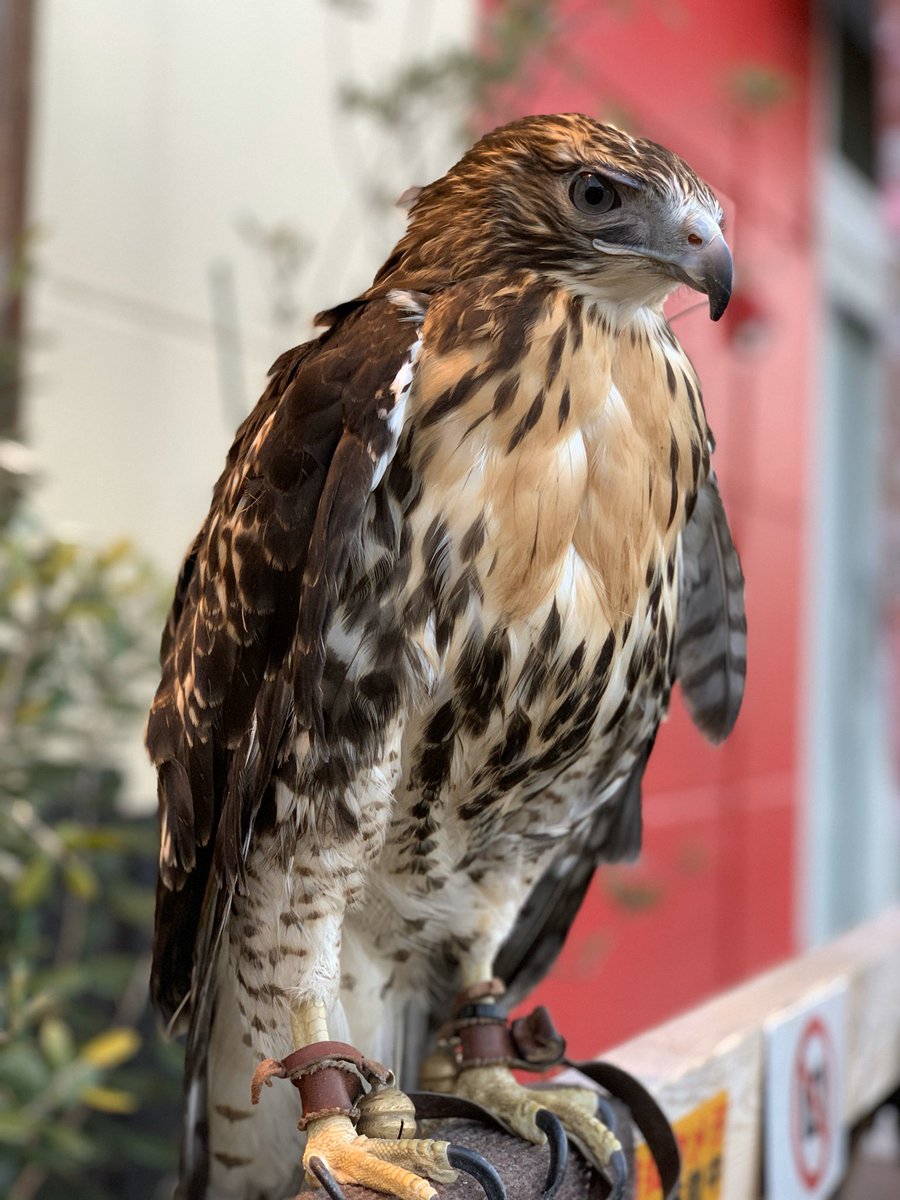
[687,233,704,247]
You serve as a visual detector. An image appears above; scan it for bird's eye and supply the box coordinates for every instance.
[569,172,619,216]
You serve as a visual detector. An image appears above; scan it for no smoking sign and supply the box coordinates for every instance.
[765,985,847,1200]
[791,1016,833,1188]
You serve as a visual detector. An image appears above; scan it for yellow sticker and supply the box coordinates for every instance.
[634,1090,728,1200]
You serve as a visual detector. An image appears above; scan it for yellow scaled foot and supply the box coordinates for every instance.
[303,1113,457,1200]
[454,1065,621,1171]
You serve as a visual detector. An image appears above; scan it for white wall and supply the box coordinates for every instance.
[21,0,475,810]
[24,0,476,569]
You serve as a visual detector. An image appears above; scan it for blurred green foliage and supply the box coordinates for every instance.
[0,513,181,1200]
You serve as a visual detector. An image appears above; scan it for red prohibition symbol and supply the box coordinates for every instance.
[790,1016,834,1190]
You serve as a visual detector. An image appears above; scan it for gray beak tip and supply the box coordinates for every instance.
[709,289,730,322]
[703,240,733,322]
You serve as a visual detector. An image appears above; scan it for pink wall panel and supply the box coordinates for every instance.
[531,794,727,1056]
[496,0,815,1042]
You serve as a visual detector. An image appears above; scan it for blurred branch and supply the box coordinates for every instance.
[235,216,311,330]
[323,0,372,13]
[725,61,794,112]
[336,0,560,139]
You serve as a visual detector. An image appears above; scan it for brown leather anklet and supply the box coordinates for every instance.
[438,1004,566,1071]
[250,1040,393,1129]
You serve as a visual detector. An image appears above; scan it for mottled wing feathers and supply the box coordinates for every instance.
[292,428,392,736]
[675,475,747,743]
[148,299,419,1017]
[147,347,307,893]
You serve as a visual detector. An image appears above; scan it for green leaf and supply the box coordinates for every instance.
[94,539,135,568]
[39,1017,75,1068]
[82,1085,139,1114]
[80,1027,140,1070]
[62,859,99,901]
[0,1108,35,1144]
[11,856,54,908]
[56,824,127,852]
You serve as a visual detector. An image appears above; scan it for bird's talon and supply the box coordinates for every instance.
[455,1066,623,1190]
[594,1094,619,1136]
[605,1147,629,1200]
[534,1109,568,1200]
[303,1114,452,1200]
[446,1145,508,1200]
[307,1156,348,1200]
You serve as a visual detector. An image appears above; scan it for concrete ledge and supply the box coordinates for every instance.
[601,906,900,1198]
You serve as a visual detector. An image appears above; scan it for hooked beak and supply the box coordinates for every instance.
[667,219,733,321]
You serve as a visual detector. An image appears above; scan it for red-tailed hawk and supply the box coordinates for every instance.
[148,113,744,1200]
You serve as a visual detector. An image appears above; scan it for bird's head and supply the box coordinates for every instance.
[378,113,732,322]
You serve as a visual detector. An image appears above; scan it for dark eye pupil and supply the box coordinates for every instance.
[569,172,617,215]
[583,181,606,206]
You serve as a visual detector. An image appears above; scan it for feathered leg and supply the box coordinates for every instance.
[235,827,458,1200]
[204,968,302,1199]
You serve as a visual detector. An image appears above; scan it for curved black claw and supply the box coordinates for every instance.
[591,1094,628,1199]
[535,1108,568,1200]
[594,1094,619,1137]
[307,1156,347,1200]
[604,1147,629,1200]
[447,1144,508,1200]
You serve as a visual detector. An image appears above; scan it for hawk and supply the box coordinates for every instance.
[148,113,745,1200]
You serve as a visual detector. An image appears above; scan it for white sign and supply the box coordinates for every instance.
[763,983,848,1200]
